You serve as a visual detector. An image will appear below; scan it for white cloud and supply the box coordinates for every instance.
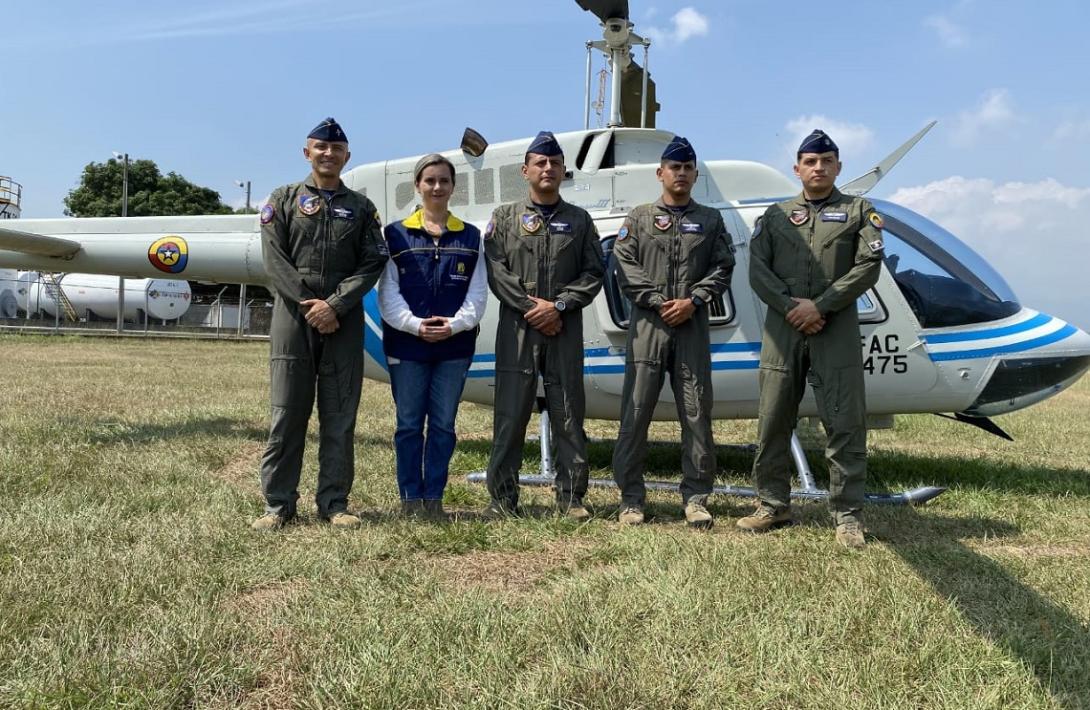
[888,176,1090,328]
[952,89,1017,146]
[645,7,709,46]
[783,115,875,164]
[1053,119,1090,143]
[925,14,968,48]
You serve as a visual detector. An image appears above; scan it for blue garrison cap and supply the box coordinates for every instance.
[797,129,838,156]
[662,135,696,163]
[526,130,563,158]
[308,117,348,143]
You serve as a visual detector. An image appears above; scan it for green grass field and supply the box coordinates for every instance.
[1,335,1088,709]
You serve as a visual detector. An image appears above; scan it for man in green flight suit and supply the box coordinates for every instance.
[737,129,884,548]
[483,130,606,519]
[611,136,735,528]
[251,117,389,531]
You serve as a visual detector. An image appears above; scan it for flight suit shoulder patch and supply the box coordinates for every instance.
[751,217,763,239]
[298,194,321,216]
[521,212,543,234]
[867,211,885,229]
[260,204,275,225]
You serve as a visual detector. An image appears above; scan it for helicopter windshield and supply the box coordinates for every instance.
[870,199,1020,328]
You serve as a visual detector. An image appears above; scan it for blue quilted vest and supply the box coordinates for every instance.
[382,210,480,362]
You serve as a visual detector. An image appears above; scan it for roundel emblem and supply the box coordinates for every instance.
[148,236,189,274]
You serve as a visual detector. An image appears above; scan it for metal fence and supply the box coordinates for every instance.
[0,283,272,340]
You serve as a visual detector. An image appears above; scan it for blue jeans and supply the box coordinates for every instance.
[388,357,471,501]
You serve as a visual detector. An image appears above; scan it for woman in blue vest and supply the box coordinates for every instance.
[378,153,487,520]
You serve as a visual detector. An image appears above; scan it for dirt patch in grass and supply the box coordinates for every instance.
[213,442,264,490]
[234,626,304,710]
[224,578,308,616]
[427,540,596,595]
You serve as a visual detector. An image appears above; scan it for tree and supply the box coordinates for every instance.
[64,158,235,217]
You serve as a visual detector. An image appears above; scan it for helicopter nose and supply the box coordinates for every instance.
[960,316,1090,417]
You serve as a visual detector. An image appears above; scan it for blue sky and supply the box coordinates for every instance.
[3,0,1089,327]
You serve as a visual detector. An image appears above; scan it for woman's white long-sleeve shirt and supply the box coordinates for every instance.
[377,237,488,336]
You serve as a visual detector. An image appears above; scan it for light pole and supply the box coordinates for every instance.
[235,180,251,212]
[234,180,252,334]
[112,151,130,217]
[111,151,130,333]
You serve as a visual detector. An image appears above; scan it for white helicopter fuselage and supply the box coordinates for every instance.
[2,127,1088,426]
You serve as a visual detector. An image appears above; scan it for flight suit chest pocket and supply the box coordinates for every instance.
[820,220,858,277]
[290,216,319,260]
[331,205,359,239]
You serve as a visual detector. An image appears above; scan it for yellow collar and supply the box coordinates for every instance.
[402,209,465,232]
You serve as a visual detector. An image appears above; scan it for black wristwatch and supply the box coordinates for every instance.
[690,295,705,308]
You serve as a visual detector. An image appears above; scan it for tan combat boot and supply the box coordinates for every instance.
[558,497,591,520]
[327,512,362,529]
[835,521,866,549]
[618,506,645,525]
[684,499,714,529]
[251,513,289,531]
[735,505,793,532]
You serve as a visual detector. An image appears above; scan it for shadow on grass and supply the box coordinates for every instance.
[81,416,267,445]
[880,509,1090,709]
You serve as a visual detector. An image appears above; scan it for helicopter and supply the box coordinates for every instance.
[2,0,1088,506]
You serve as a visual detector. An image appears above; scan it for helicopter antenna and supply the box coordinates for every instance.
[578,1,657,128]
[592,67,608,127]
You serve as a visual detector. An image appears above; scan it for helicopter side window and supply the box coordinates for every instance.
[878,215,1020,328]
[474,169,495,204]
[600,235,735,328]
[856,290,887,323]
[499,164,525,202]
[450,172,469,207]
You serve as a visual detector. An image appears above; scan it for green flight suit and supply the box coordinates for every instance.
[483,198,606,508]
[259,176,388,519]
[749,187,884,524]
[611,199,735,507]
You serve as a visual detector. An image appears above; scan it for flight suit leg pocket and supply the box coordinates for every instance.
[316,356,344,414]
[269,355,314,409]
[827,364,865,433]
[678,363,704,419]
[757,363,791,417]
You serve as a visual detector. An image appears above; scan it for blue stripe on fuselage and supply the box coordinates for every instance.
[922,312,1052,344]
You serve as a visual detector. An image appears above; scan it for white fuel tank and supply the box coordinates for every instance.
[0,268,18,317]
[16,271,191,321]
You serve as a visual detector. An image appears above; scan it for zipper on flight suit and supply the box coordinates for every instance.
[537,204,552,300]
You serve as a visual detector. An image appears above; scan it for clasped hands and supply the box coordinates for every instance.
[418,316,454,342]
[524,297,563,336]
[657,298,696,327]
[786,298,825,335]
[300,299,339,335]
